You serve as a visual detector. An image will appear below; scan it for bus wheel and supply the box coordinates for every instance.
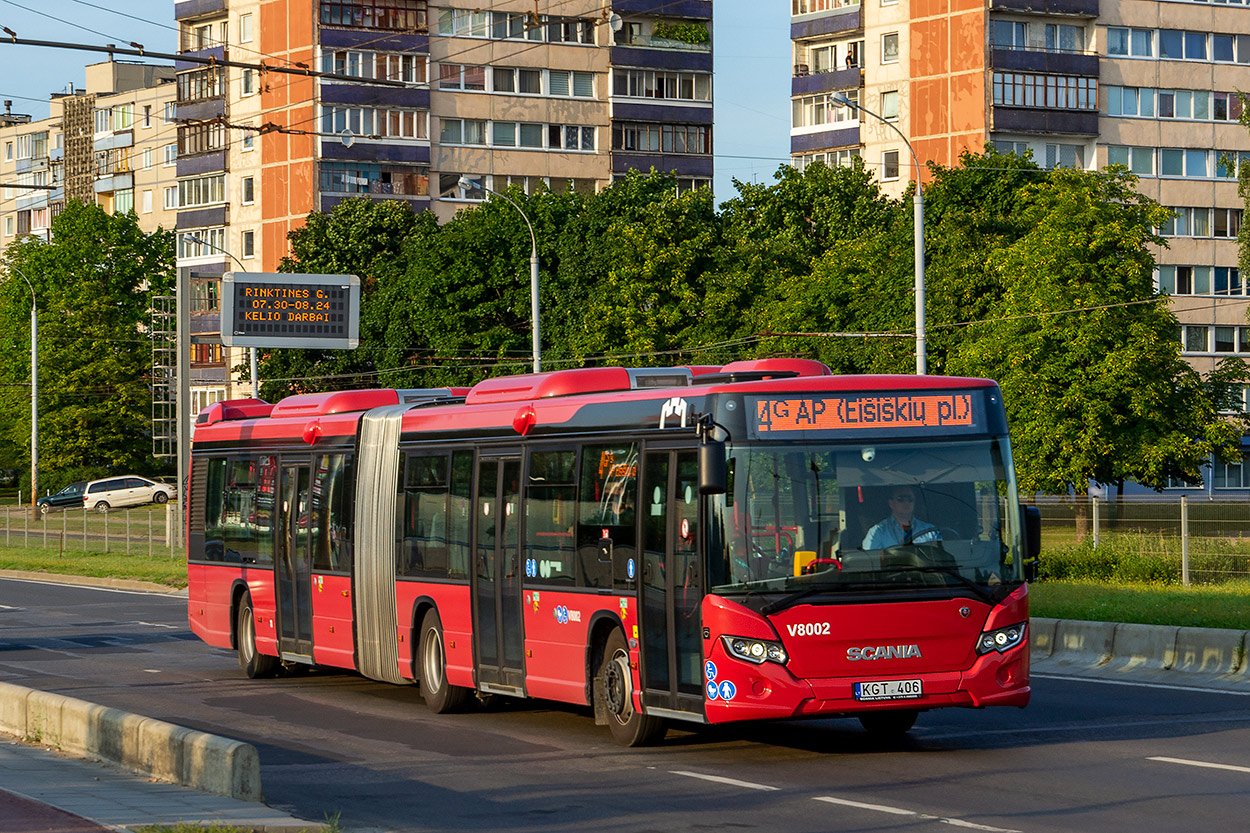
[420,610,471,714]
[858,709,918,736]
[237,594,278,679]
[600,629,666,747]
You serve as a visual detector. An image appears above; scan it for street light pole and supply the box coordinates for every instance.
[1,260,36,509]
[833,93,926,375]
[186,234,260,397]
[457,177,541,373]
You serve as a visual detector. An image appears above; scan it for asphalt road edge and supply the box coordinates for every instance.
[0,681,262,802]
[1031,616,1250,689]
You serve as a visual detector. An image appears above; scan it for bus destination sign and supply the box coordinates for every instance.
[750,393,979,436]
[221,272,360,349]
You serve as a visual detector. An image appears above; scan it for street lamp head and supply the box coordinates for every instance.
[831,92,853,108]
[458,175,482,193]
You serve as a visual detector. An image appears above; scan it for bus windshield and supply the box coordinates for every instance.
[707,437,1023,597]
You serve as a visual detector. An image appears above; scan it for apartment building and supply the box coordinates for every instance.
[0,61,177,245]
[172,0,713,406]
[790,0,1250,489]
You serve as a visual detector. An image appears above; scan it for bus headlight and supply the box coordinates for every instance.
[976,623,1025,655]
[723,636,788,665]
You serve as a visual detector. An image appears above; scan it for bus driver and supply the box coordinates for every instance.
[862,485,941,549]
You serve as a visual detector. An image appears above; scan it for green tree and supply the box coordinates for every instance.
[260,198,432,398]
[0,202,174,491]
[945,168,1244,492]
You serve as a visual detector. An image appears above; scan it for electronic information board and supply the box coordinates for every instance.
[221,272,360,349]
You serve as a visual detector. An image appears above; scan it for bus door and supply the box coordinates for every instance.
[639,447,704,718]
[473,454,525,692]
[275,461,315,660]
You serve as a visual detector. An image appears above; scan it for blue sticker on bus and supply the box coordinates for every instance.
[554,605,569,624]
[706,680,720,700]
[627,558,635,579]
[705,660,717,681]
[718,681,737,701]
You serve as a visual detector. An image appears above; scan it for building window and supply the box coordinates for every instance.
[1107,145,1153,175]
[992,21,1026,50]
[1214,208,1242,238]
[1106,86,1156,117]
[164,143,178,165]
[882,150,900,180]
[882,32,899,63]
[242,132,255,151]
[143,105,152,127]
[321,105,429,139]
[242,230,255,259]
[438,63,486,91]
[612,122,711,154]
[142,190,153,213]
[439,117,486,145]
[1182,325,1209,352]
[242,68,255,96]
[178,122,228,155]
[142,148,153,169]
[178,67,226,103]
[4,142,11,161]
[549,70,594,98]
[164,102,177,123]
[177,227,226,260]
[113,189,134,215]
[1159,265,1214,295]
[792,90,858,127]
[320,162,430,196]
[240,12,253,42]
[4,216,13,236]
[179,175,226,208]
[1107,27,1153,57]
[163,186,177,209]
[881,90,899,120]
[611,69,711,101]
[242,176,254,205]
[321,0,428,31]
[1044,143,1083,169]
[993,73,1097,110]
[1046,24,1083,53]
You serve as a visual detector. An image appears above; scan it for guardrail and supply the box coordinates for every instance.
[0,504,180,557]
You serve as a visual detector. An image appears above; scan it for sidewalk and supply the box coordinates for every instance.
[0,738,319,832]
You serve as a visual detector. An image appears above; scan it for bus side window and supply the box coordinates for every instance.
[447,451,473,579]
[577,444,638,589]
[526,449,577,586]
[399,452,451,579]
[312,454,352,573]
[200,457,226,562]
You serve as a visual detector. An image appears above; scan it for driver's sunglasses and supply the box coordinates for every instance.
[891,494,915,502]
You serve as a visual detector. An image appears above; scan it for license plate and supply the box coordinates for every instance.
[854,678,923,701]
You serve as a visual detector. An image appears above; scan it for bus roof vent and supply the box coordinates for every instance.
[694,358,833,385]
[466,367,636,405]
[198,399,275,426]
[270,389,404,418]
[395,388,471,406]
[626,367,693,389]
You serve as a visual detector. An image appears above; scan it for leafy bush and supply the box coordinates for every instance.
[652,21,709,44]
[1039,532,1250,585]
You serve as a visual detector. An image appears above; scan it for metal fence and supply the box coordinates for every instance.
[1032,495,1250,585]
[0,504,180,557]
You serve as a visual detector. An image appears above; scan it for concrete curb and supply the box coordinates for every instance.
[0,681,261,801]
[1032,617,1250,688]
[0,569,185,594]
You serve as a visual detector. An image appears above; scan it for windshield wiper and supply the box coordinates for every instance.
[886,565,996,604]
[759,585,829,616]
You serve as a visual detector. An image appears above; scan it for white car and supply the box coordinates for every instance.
[82,476,176,513]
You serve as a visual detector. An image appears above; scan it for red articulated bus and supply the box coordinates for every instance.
[186,358,1040,745]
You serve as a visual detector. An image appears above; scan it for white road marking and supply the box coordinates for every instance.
[1148,756,1250,774]
[669,770,779,791]
[143,669,162,673]
[129,621,180,629]
[0,604,22,610]
[814,796,1023,832]
[1033,672,1250,697]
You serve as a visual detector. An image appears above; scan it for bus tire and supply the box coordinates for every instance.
[858,709,918,736]
[600,629,666,747]
[237,594,278,679]
[420,609,471,714]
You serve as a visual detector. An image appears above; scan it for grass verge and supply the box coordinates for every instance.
[1030,579,1250,630]
[0,545,186,588]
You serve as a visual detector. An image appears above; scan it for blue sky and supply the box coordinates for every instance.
[0,0,790,204]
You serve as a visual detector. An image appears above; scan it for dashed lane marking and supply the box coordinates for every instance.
[813,796,1023,832]
[669,770,780,791]
[1148,756,1250,774]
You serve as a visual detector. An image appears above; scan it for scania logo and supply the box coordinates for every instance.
[846,644,923,661]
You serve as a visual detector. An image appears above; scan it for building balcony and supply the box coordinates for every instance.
[615,31,711,53]
[990,47,1098,76]
[791,125,860,154]
[793,67,862,96]
[791,6,862,41]
[989,0,1097,17]
[612,0,711,18]
[992,106,1099,135]
[174,0,226,21]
